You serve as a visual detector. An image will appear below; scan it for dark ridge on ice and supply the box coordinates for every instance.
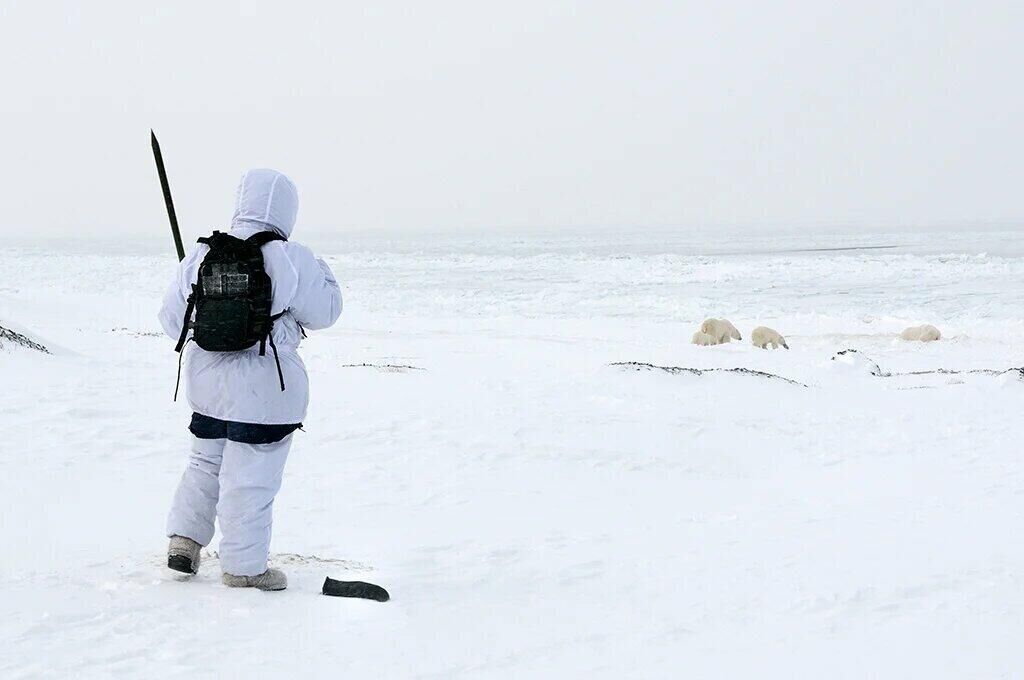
[611,361,808,387]
[341,363,426,373]
[716,244,903,257]
[777,244,901,254]
[0,324,50,354]
[831,349,1024,379]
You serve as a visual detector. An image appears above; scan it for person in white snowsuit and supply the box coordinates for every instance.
[158,169,342,590]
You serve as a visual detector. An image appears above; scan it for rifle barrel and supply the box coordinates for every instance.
[151,130,185,261]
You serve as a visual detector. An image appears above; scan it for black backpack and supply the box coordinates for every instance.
[174,230,287,399]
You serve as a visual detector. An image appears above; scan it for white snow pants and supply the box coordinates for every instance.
[166,434,292,576]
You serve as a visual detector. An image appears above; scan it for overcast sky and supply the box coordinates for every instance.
[1,1,1021,239]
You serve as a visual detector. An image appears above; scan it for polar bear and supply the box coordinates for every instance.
[691,330,720,346]
[751,326,788,349]
[900,324,941,342]
[700,318,741,344]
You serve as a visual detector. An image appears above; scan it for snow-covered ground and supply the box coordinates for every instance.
[1,228,1022,678]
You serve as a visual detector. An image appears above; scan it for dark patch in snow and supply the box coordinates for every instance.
[110,327,163,338]
[202,549,373,571]
[0,324,50,353]
[832,349,1023,379]
[611,361,808,387]
[341,363,426,373]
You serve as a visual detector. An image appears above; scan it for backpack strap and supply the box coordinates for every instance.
[172,284,199,400]
[196,230,225,247]
[247,230,286,391]
[197,229,280,250]
[173,338,191,401]
[261,311,287,391]
[257,311,284,358]
[267,327,286,392]
[174,285,197,353]
[245,230,287,247]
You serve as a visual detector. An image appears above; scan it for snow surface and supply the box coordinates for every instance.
[1,229,1023,678]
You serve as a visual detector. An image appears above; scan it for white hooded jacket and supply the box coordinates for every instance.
[158,169,342,424]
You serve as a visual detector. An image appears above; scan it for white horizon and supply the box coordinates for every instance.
[1,1,1021,238]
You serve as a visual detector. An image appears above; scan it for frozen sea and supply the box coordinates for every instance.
[1,227,1022,678]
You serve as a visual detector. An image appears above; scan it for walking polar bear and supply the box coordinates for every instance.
[751,326,788,350]
[694,318,741,346]
[900,324,941,342]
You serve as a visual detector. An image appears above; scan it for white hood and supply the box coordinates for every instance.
[230,168,299,238]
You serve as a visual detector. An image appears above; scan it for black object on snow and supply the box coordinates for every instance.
[322,577,390,602]
[0,324,50,353]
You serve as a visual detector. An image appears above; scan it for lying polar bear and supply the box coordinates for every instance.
[900,324,941,342]
[751,326,788,350]
[699,318,741,344]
